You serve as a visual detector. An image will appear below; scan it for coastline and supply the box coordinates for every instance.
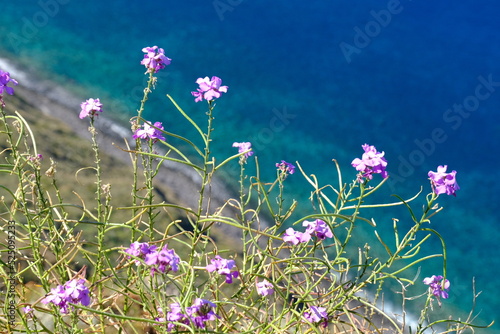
[0,56,246,239]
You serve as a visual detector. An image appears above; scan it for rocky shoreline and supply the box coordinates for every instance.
[0,56,249,238]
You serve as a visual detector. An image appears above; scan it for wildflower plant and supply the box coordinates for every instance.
[0,47,494,334]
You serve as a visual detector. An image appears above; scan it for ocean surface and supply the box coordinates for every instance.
[1,1,499,331]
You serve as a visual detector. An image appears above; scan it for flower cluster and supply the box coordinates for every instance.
[303,306,330,328]
[186,299,220,329]
[79,98,103,119]
[191,76,228,102]
[276,160,295,175]
[256,279,274,296]
[423,275,450,300]
[303,219,333,240]
[428,165,459,196]
[124,241,157,264]
[141,46,171,73]
[41,279,90,314]
[145,245,180,275]
[233,142,254,159]
[206,255,239,284]
[0,70,18,96]
[125,242,180,275]
[351,144,388,181]
[28,154,43,169]
[157,300,219,332]
[157,304,190,332]
[133,121,165,142]
[282,227,311,245]
[166,303,191,332]
[283,219,333,245]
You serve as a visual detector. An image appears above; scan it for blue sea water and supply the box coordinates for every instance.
[1,0,499,330]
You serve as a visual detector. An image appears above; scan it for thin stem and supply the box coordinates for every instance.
[88,116,106,332]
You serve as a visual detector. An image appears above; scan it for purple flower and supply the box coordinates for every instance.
[28,154,43,169]
[303,306,330,328]
[41,279,90,314]
[42,285,68,313]
[0,70,18,96]
[165,303,190,332]
[351,144,388,182]
[423,275,450,300]
[276,160,295,175]
[186,299,219,329]
[233,142,254,158]
[22,306,34,316]
[144,244,181,275]
[141,46,171,73]
[191,76,228,102]
[64,279,91,307]
[133,121,166,142]
[282,227,311,245]
[303,219,333,240]
[125,241,158,264]
[428,165,459,196]
[125,242,180,275]
[28,154,43,162]
[79,98,103,119]
[155,307,166,323]
[206,255,239,284]
[256,279,274,296]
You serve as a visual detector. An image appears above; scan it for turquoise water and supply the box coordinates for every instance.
[1,1,499,330]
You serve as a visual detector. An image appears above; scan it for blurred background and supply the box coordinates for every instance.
[1,1,498,331]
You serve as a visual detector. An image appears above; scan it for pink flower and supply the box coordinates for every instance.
[282,227,311,245]
[22,306,34,316]
[232,142,254,158]
[191,76,228,102]
[141,46,171,73]
[133,121,165,142]
[79,98,103,119]
[428,165,459,196]
[351,144,388,181]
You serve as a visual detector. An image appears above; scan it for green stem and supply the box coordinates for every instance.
[185,101,215,297]
[196,101,215,219]
[88,116,106,332]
